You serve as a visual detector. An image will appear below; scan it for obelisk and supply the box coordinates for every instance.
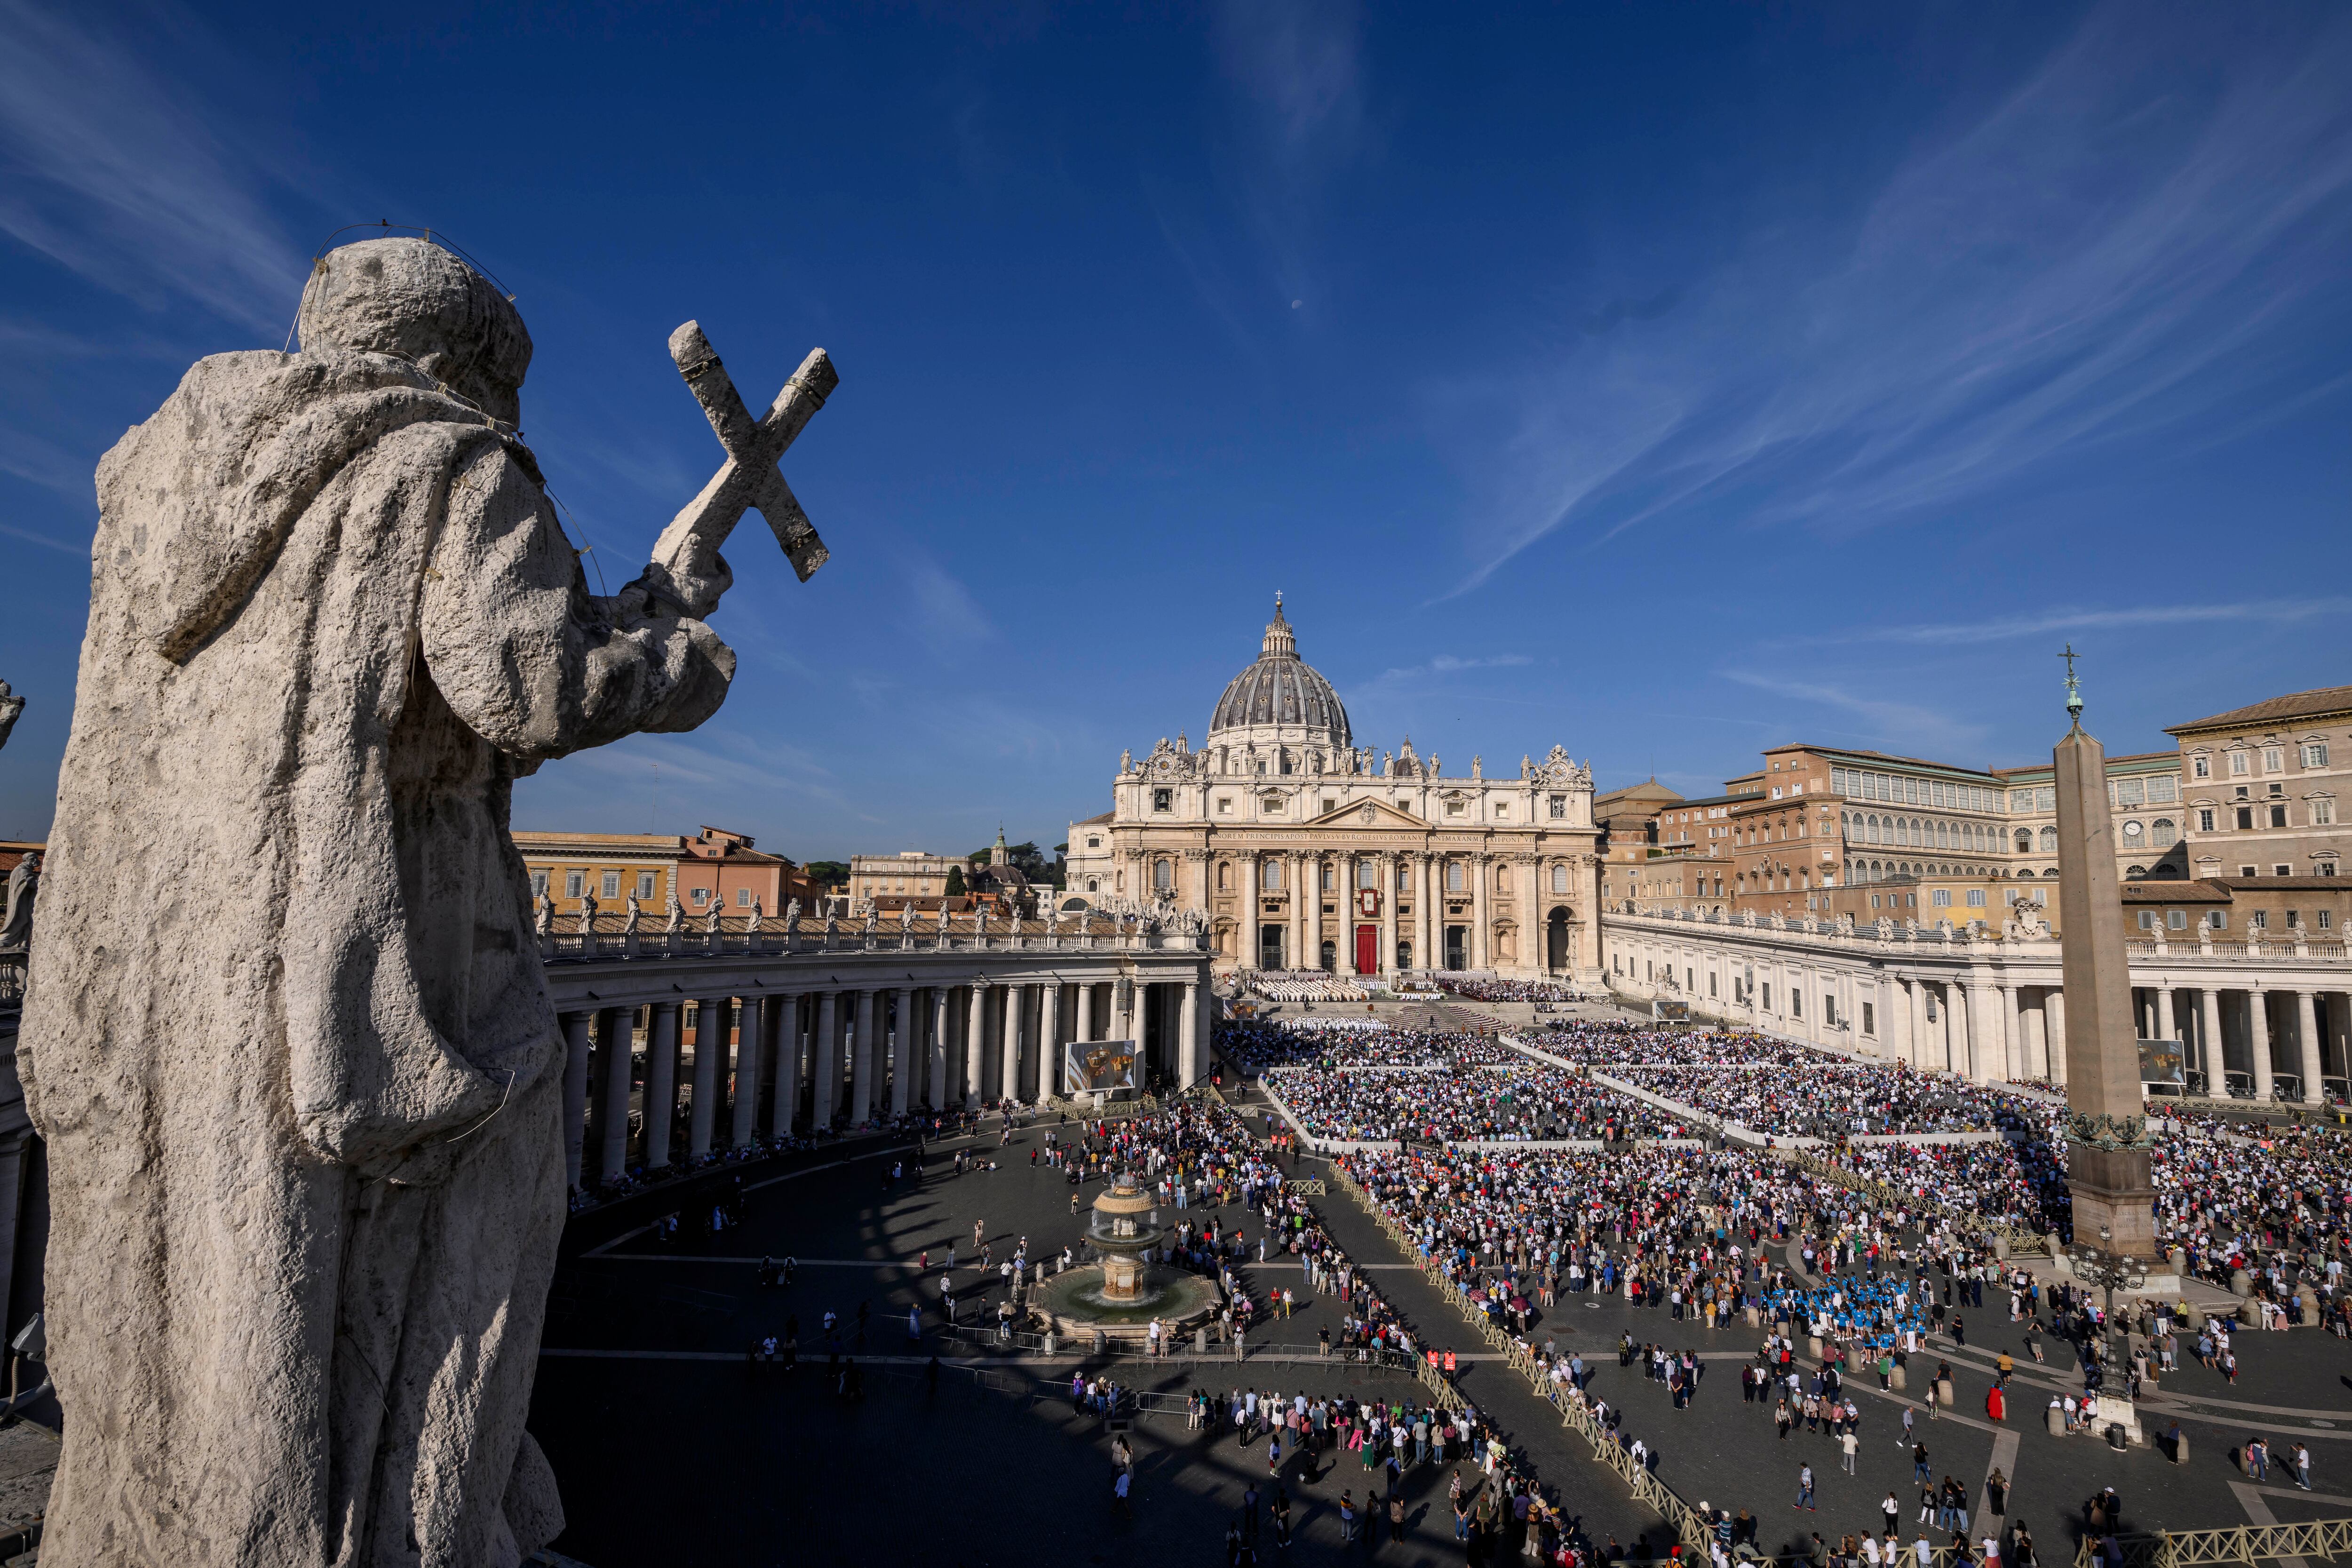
[2053,653,2158,1258]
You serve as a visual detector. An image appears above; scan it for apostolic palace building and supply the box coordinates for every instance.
[1063,598,1604,982]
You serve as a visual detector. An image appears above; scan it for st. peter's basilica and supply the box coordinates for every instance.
[1063,598,1602,981]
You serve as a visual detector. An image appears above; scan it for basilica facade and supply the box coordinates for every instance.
[1063,599,1603,980]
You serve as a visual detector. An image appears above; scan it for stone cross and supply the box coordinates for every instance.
[647,324,835,618]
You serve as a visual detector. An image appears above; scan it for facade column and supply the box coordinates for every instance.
[811,991,840,1129]
[728,995,763,1149]
[1075,980,1095,1043]
[644,1001,682,1168]
[1471,854,1492,970]
[1420,853,1438,972]
[561,1009,593,1191]
[1307,855,1326,971]
[1287,851,1306,970]
[851,988,879,1124]
[1518,853,1541,975]
[769,994,801,1138]
[1377,855,1398,978]
[964,982,988,1106]
[688,996,728,1156]
[597,1005,635,1180]
[2297,989,2324,1105]
[1240,852,1261,971]
[2156,987,2177,1046]
[1334,853,1356,978]
[2250,990,2275,1102]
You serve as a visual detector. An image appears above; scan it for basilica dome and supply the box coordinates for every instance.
[1208,597,1351,746]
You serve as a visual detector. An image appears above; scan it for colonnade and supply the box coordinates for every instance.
[1603,912,2352,1104]
[556,973,1207,1192]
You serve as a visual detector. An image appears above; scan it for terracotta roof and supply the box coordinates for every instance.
[1074,811,1114,826]
[2119,880,2231,903]
[2168,685,2352,736]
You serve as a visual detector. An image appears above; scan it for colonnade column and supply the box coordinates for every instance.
[850,988,877,1124]
[561,1010,593,1191]
[1075,980,1095,1043]
[688,996,728,1155]
[2198,989,2225,1095]
[2156,987,2177,1048]
[769,994,801,1138]
[644,1001,682,1168]
[999,983,1025,1104]
[2297,990,2324,1105]
[1180,980,1200,1086]
[728,996,763,1148]
[882,988,906,1118]
[964,982,988,1106]
[810,991,840,1129]
[923,988,947,1110]
[598,1005,635,1180]
[1907,979,1930,1071]
[2044,987,2068,1086]
[2250,990,2275,1102]
[2021,989,2048,1081]
[1043,983,1063,1100]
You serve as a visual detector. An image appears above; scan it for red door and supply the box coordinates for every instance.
[1355,923,1379,974]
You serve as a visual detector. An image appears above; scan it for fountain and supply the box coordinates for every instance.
[1029,1174,1223,1342]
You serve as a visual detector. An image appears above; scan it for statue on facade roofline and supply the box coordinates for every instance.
[578,889,598,934]
[746,896,763,931]
[783,896,800,930]
[622,894,641,933]
[534,889,554,938]
[666,890,683,931]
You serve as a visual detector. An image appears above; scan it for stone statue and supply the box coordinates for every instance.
[0,851,38,954]
[0,679,22,751]
[1471,755,1481,779]
[16,237,797,1566]
[578,889,598,933]
[783,896,800,931]
[860,901,878,936]
[665,890,683,931]
[1120,748,1133,773]
[746,896,763,931]
[937,901,952,932]
[705,901,723,933]
[622,893,641,933]
[534,889,554,938]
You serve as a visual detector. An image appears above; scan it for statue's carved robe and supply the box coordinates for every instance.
[21,347,732,1567]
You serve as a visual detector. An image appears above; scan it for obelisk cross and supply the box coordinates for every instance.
[2059,642,2083,719]
[647,322,835,617]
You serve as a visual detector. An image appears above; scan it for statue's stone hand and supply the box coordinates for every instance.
[631,536,732,621]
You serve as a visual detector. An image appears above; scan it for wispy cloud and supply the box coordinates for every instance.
[1722,670,1989,755]
[1437,5,2352,594]
[904,554,995,650]
[1365,652,1533,684]
[0,0,303,332]
[1792,596,2352,648]
[1211,0,1367,170]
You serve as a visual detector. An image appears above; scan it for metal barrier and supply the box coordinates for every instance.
[2074,1518,2352,1568]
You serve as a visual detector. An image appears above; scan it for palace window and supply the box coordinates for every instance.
[1087,836,1101,849]
[690,887,709,905]
[2315,799,2336,826]
[530,870,548,897]
[736,888,752,907]
[1966,890,1986,907]
[2264,748,2285,773]
[2229,751,2250,776]
[2193,755,2210,779]
[637,872,657,899]
[2271,805,2289,828]
[2304,742,2331,768]
[2197,809,2216,833]
[2039,826,2058,853]
[2251,910,2269,929]
[2152,819,2176,847]
[602,871,620,899]
[2150,777,2177,803]
[2116,779,2144,807]
[1358,860,1377,890]
[565,871,585,899]
[2169,909,2188,929]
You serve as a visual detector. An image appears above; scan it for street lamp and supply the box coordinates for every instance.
[2066,1223,2149,1370]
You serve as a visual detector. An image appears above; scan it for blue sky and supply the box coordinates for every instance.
[3,2,2349,860]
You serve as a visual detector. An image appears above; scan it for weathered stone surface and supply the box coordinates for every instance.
[19,238,737,1567]
[0,678,22,749]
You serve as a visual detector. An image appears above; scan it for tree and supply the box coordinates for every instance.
[944,865,966,898]
[804,860,850,889]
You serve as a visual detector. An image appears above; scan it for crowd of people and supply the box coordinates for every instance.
[1245,971,1372,1003]
[1611,1062,2010,1137]
[1266,1062,1684,1145]
[1434,976,1594,1004]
